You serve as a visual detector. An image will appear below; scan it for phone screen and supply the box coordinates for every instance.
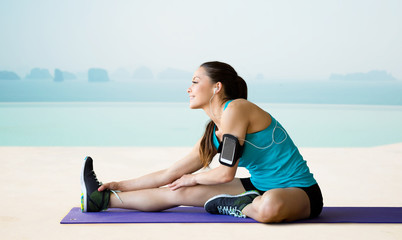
[220,137,236,165]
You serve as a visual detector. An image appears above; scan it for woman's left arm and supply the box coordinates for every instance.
[169,100,249,190]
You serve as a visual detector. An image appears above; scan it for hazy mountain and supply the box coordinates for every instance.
[26,68,52,79]
[54,69,63,82]
[111,68,132,80]
[63,71,77,80]
[0,71,20,80]
[54,69,78,82]
[132,66,154,80]
[157,68,192,80]
[88,68,109,82]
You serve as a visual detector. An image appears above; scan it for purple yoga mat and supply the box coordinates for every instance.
[60,206,402,224]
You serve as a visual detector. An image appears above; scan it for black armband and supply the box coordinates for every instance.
[217,134,244,167]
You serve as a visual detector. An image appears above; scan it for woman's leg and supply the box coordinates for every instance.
[109,178,246,211]
[242,187,310,223]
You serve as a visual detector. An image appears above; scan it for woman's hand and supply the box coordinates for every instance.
[168,174,197,191]
[98,181,121,192]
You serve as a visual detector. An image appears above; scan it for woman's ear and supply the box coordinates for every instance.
[215,82,222,93]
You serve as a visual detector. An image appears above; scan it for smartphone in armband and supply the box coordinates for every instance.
[218,134,243,167]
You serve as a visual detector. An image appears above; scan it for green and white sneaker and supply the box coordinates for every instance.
[204,191,260,218]
[80,156,110,212]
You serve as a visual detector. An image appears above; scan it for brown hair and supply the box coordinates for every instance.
[198,61,248,168]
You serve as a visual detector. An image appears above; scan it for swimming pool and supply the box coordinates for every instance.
[1,102,401,147]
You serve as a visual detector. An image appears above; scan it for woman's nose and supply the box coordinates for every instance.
[187,87,191,93]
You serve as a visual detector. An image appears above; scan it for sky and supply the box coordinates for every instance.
[0,0,401,80]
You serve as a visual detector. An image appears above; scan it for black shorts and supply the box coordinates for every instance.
[240,178,323,219]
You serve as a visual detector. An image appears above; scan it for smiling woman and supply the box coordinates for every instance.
[187,62,248,168]
[81,61,323,223]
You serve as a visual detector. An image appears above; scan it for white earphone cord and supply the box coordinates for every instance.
[209,88,219,119]
[240,120,288,150]
[210,90,287,149]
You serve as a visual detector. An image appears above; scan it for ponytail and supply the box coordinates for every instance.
[199,120,217,168]
[235,76,247,100]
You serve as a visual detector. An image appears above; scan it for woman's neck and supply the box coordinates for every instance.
[203,98,226,126]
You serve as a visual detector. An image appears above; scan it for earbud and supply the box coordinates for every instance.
[213,87,218,94]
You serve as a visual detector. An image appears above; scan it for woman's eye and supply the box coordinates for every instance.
[192,81,198,84]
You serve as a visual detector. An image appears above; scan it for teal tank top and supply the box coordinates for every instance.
[213,100,317,191]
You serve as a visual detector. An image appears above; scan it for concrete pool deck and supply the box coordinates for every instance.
[0,144,401,239]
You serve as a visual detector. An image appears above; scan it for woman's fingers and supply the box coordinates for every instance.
[168,180,180,191]
[169,178,185,191]
[98,183,109,191]
[98,184,106,192]
[168,175,196,191]
[98,182,118,192]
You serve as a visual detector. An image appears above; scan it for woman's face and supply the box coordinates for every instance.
[187,67,215,109]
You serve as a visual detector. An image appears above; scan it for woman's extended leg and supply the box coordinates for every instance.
[241,187,310,223]
[109,178,246,211]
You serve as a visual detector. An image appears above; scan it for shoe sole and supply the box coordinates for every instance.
[80,156,90,212]
[203,191,261,209]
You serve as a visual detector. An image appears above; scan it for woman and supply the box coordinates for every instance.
[81,61,323,223]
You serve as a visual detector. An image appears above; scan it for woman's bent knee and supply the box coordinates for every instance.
[251,188,310,223]
[256,198,286,223]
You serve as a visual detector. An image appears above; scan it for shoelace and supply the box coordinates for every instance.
[109,189,124,204]
[92,171,124,204]
[217,206,246,218]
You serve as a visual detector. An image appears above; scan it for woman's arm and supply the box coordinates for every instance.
[169,100,250,190]
[98,139,204,192]
[168,161,240,190]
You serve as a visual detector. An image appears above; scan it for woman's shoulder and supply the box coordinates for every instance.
[226,98,256,111]
[228,98,251,106]
[222,99,256,120]
[224,99,271,133]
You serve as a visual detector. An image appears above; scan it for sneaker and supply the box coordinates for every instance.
[204,191,260,218]
[80,156,110,212]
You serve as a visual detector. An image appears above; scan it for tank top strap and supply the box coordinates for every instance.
[223,100,233,111]
[212,124,219,149]
[212,100,234,149]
